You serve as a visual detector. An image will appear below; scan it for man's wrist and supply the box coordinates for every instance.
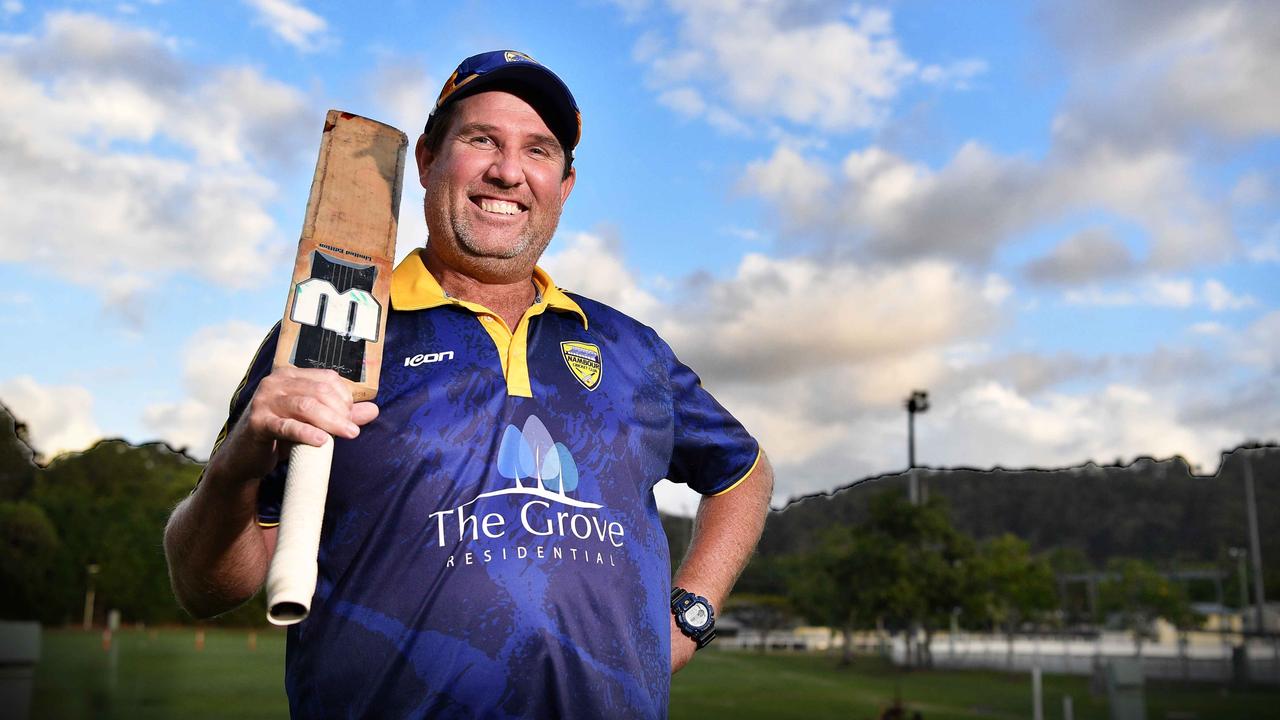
[670,586,717,649]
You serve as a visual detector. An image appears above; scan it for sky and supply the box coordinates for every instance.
[1,0,1277,515]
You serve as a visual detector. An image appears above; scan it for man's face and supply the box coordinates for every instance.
[417,90,575,282]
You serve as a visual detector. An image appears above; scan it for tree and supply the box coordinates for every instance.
[789,491,979,668]
[972,534,1058,667]
[785,526,906,666]
[1099,558,1193,657]
[0,403,37,501]
[0,501,60,620]
[35,440,203,624]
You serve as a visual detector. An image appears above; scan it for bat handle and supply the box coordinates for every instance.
[265,437,334,626]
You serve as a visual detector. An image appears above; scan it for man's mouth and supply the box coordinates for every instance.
[474,197,526,216]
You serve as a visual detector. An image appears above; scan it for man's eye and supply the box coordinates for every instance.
[470,136,495,146]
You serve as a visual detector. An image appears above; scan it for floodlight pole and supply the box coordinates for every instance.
[1242,451,1266,633]
[905,390,929,505]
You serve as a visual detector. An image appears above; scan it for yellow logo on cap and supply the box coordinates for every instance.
[504,51,537,64]
[561,341,602,391]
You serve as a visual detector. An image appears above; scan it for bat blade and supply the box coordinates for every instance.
[266,110,407,626]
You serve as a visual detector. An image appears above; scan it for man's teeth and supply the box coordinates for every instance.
[479,199,521,215]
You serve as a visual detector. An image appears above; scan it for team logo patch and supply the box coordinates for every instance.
[561,341,602,391]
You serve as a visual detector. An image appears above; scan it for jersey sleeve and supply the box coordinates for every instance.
[661,337,761,496]
[200,322,287,526]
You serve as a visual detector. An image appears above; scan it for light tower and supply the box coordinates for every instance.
[905,389,929,505]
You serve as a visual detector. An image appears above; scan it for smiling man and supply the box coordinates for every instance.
[165,50,773,719]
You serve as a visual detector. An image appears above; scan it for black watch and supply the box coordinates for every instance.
[670,587,716,649]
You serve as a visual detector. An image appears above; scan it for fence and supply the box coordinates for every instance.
[893,633,1280,684]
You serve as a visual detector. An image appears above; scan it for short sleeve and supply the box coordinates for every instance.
[662,339,760,496]
[199,322,287,526]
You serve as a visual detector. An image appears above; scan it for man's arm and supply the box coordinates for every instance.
[163,367,375,618]
[670,451,774,673]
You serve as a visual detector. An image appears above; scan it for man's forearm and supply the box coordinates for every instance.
[669,451,773,672]
[673,451,773,606]
[163,453,273,618]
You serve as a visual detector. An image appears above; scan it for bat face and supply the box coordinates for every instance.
[274,111,408,402]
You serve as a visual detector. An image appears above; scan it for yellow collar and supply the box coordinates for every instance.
[390,248,587,327]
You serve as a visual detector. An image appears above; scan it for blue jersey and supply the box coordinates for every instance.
[221,250,759,719]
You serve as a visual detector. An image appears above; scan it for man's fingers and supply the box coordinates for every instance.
[274,417,330,447]
[351,402,379,426]
[283,395,360,439]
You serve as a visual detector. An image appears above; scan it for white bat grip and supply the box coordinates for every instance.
[265,437,334,625]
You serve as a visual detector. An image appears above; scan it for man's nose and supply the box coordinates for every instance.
[485,148,524,187]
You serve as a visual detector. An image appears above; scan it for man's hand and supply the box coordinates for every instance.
[164,366,378,619]
[218,367,379,482]
[670,615,698,674]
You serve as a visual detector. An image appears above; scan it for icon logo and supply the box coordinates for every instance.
[561,341,602,391]
[403,350,454,367]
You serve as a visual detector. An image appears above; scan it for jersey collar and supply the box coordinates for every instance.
[390,247,588,327]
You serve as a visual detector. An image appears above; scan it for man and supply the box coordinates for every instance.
[165,50,772,719]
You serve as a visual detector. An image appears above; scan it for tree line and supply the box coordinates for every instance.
[731,489,1201,667]
[2,401,1271,636]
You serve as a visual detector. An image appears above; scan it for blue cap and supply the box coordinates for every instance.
[425,50,581,155]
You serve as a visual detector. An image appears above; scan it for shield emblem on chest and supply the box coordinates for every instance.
[560,341,602,391]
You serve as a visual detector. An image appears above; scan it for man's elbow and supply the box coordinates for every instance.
[747,449,774,502]
[162,502,257,620]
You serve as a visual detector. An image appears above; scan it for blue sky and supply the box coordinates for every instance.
[2,0,1277,513]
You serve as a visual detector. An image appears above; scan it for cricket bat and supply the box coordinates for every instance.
[265,110,407,625]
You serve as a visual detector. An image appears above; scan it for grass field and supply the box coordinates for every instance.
[29,628,1279,719]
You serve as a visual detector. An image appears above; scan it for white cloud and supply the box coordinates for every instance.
[926,382,1235,470]
[1247,224,1280,263]
[919,58,987,89]
[1045,0,1280,145]
[0,376,101,461]
[142,321,269,459]
[1203,279,1256,311]
[631,0,983,133]
[363,56,441,264]
[657,253,1002,384]
[1231,171,1272,206]
[0,12,308,314]
[540,230,662,322]
[1024,227,1136,285]
[745,139,1233,269]
[2,1,22,18]
[243,0,329,52]
[1063,278,1254,311]
[1189,321,1226,336]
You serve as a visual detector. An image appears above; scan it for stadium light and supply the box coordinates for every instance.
[905,390,929,505]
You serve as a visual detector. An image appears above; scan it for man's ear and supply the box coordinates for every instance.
[560,165,576,204]
[414,134,433,189]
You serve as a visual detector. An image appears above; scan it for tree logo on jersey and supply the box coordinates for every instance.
[561,341,602,391]
[483,415,599,507]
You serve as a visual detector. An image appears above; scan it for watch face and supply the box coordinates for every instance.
[682,603,710,629]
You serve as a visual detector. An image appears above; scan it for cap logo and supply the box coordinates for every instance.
[504,50,537,64]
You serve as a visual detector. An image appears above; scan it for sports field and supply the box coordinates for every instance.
[29,629,1278,719]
